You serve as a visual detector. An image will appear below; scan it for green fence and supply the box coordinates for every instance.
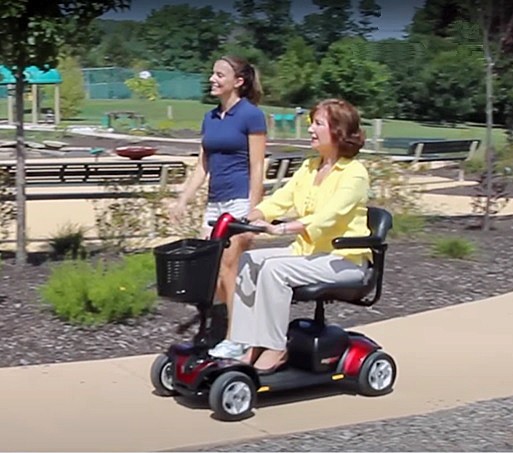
[82,67,204,100]
[0,67,205,100]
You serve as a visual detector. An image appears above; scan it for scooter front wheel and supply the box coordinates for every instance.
[209,371,256,421]
[357,350,397,396]
[150,353,178,397]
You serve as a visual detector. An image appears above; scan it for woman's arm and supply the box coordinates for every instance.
[169,146,208,221]
[248,132,266,210]
[249,217,306,236]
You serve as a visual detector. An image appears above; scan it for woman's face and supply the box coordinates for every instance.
[308,108,333,153]
[209,60,243,98]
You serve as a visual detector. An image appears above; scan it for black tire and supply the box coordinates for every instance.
[209,371,256,421]
[357,351,397,396]
[150,353,178,397]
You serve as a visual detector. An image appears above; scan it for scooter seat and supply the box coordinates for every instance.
[293,266,375,303]
[291,207,392,307]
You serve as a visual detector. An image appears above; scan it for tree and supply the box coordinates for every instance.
[414,47,483,124]
[408,0,513,230]
[409,0,471,37]
[142,5,232,72]
[300,0,355,53]
[316,38,393,118]
[0,0,130,267]
[466,1,513,230]
[254,0,294,58]
[233,0,260,34]
[267,37,317,106]
[72,19,147,67]
[57,55,86,119]
[356,0,381,38]
[232,0,294,58]
[125,71,160,101]
[370,38,429,119]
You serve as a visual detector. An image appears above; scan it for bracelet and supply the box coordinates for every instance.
[280,223,287,235]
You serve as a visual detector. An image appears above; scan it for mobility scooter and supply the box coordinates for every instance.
[150,207,397,421]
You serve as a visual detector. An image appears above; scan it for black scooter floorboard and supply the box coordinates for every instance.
[258,366,346,392]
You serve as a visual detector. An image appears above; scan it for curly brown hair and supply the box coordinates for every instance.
[309,98,366,158]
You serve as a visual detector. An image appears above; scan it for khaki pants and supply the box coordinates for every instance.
[230,247,366,350]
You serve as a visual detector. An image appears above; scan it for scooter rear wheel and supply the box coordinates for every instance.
[209,371,256,421]
[150,353,178,397]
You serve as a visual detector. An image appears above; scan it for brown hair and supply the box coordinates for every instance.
[220,55,263,105]
[309,98,366,158]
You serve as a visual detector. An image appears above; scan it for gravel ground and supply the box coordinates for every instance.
[1,214,513,368]
[186,396,513,452]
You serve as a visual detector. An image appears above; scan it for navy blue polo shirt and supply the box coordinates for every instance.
[201,98,267,202]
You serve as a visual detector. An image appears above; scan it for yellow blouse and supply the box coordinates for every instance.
[257,156,372,266]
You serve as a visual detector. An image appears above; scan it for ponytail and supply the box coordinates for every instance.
[220,55,263,105]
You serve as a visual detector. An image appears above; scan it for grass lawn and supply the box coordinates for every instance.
[0,98,509,154]
[373,118,508,152]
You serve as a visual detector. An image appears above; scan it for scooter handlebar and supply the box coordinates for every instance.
[208,218,267,234]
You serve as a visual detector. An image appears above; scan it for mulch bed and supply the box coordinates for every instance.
[1,214,513,369]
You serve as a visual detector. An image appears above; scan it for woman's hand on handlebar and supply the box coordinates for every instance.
[251,219,288,236]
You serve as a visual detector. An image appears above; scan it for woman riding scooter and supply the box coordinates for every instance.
[208,98,372,374]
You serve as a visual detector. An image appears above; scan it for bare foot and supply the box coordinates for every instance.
[253,349,287,373]
[240,347,263,365]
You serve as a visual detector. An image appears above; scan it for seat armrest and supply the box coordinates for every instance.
[332,235,384,249]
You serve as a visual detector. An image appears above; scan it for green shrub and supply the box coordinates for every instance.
[154,119,174,135]
[128,128,147,136]
[54,55,85,119]
[120,251,156,284]
[463,157,485,175]
[40,252,156,325]
[431,236,476,259]
[390,213,426,237]
[365,156,421,214]
[495,143,513,174]
[0,170,15,240]
[48,223,87,259]
[92,177,206,252]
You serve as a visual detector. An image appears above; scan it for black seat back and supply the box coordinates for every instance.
[292,207,393,306]
[368,207,393,243]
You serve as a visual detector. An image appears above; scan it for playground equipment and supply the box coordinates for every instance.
[0,65,62,125]
[101,111,146,131]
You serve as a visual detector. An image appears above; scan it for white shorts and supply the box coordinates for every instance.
[202,198,251,230]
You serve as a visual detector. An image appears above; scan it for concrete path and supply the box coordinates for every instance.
[408,175,513,216]
[1,292,512,452]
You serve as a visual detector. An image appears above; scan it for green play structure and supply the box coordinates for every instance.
[0,65,62,124]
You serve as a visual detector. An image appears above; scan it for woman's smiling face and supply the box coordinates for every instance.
[209,59,242,98]
[308,108,333,153]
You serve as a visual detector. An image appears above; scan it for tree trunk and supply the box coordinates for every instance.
[15,67,27,266]
[483,52,494,231]
[482,1,495,232]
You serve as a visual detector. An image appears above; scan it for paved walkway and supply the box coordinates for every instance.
[1,291,512,451]
[407,174,513,216]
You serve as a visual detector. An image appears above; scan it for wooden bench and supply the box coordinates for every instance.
[388,139,481,180]
[0,160,187,186]
[264,151,307,193]
[0,160,188,200]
